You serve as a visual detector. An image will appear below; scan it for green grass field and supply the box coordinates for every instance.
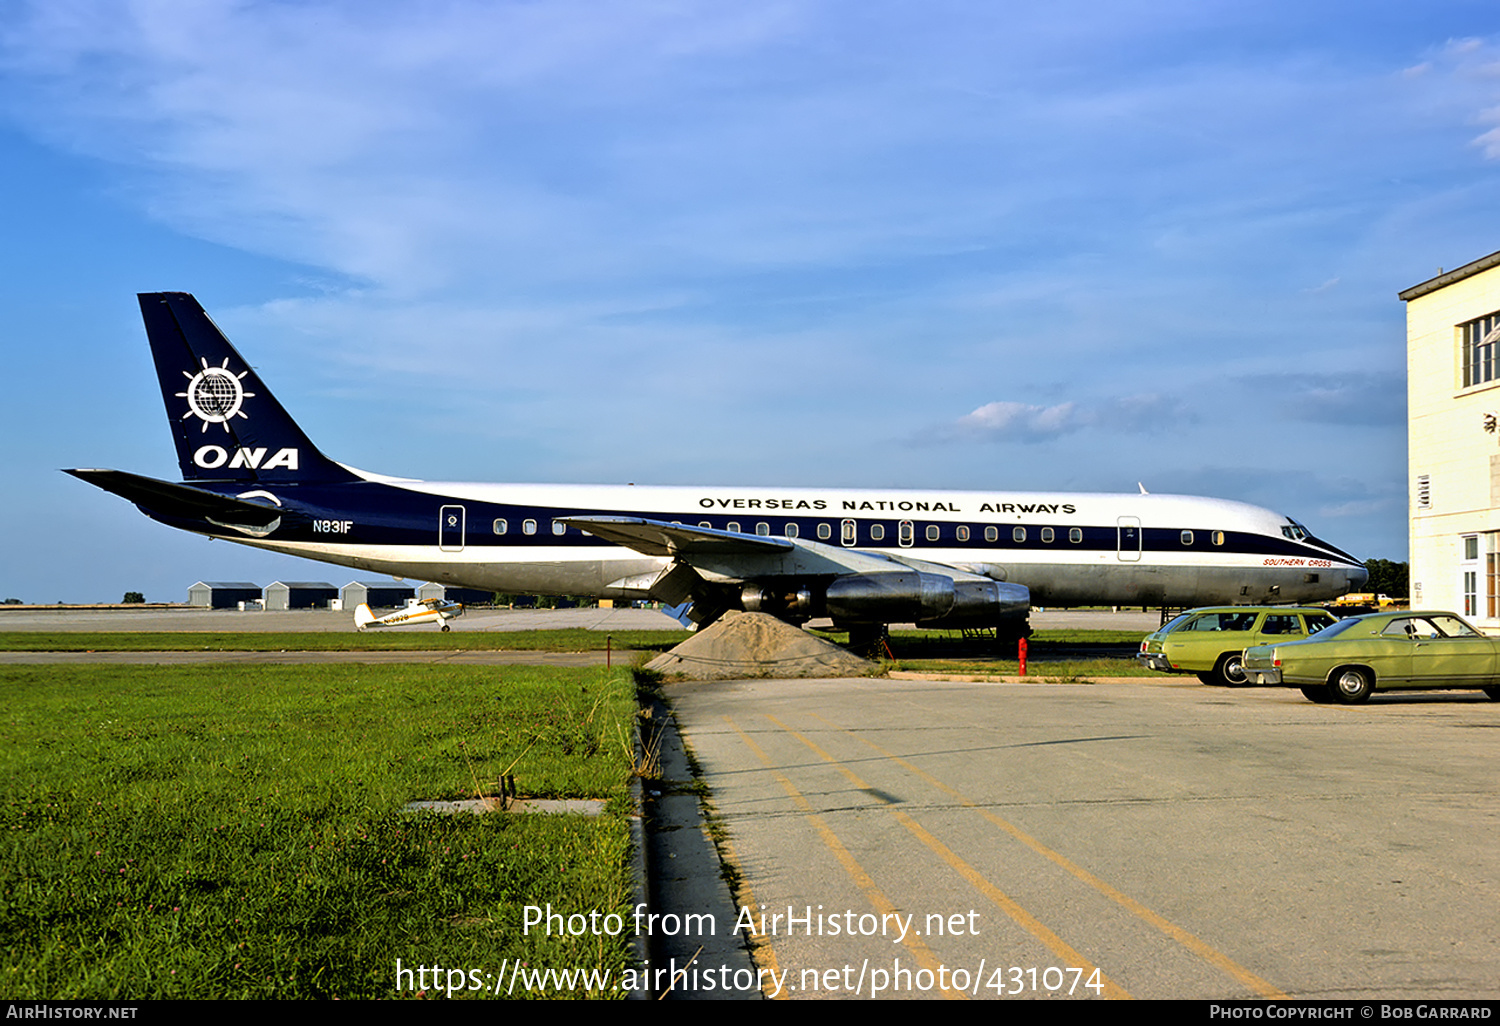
[0,629,692,653]
[0,663,641,999]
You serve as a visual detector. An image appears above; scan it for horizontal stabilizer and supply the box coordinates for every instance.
[65,468,284,527]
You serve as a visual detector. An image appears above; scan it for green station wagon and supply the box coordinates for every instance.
[1137,606,1340,686]
[1243,610,1500,704]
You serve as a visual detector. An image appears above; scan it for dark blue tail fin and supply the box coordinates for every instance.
[140,292,358,485]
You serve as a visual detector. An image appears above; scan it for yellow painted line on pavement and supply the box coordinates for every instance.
[818,714,1288,1000]
[766,713,1130,1000]
[724,715,966,999]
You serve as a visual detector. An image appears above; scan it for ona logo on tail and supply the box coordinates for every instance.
[177,357,255,433]
[193,445,300,470]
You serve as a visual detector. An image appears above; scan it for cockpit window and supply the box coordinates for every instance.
[1281,519,1308,542]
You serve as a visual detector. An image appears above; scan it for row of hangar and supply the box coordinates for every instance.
[187,580,494,611]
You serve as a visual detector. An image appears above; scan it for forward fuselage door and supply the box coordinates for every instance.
[439,505,466,552]
[1116,516,1141,562]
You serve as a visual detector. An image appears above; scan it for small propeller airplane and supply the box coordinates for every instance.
[354,597,465,632]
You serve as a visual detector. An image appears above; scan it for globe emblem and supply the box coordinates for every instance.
[177,357,255,433]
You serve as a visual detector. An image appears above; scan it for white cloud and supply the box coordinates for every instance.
[942,393,1191,444]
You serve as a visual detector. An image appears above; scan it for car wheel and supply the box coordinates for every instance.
[1299,685,1335,704]
[1214,653,1249,687]
[1330,667,1373,704]
[1196,672,1219,685]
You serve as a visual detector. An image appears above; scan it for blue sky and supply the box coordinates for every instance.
[2,0,1496,603]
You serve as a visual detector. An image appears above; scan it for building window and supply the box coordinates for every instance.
[1462,535,1480,617]
[1462,311,1500,388]
[1417,474,1431,510]
[1489,535,1500,619]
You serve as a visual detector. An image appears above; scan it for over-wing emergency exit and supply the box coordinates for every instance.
[67,293,1367,640]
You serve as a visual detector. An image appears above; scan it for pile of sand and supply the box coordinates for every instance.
[645,611,875,680]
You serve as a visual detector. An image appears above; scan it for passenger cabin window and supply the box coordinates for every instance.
[926,525,940,542]
[523,519,537,535]
[785,523,799,538]
[984,526,998,543]
[899,521,914,547]
[1012,527,1026,543]
[727,521,740,534]
[870,524,885,541]
[755,522,770,536]
[956,525,970,542]
[817,523,832,540]
[700,521,712,529]
[1069,528,1082,543]
[1040,527,1054,543]
[1211,531,1225,546]
[1181,530,1193,545]
[493,519,508,534]
[841,519,856,546]
[552,520,566,536]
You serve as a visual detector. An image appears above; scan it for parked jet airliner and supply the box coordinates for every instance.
[68,293,1367,636]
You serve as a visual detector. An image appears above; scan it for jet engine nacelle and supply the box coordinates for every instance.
[822,571,1030,626]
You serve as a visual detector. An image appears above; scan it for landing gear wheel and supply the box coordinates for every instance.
[441,624,451,632]
[1300,685,1335,704]
[1213,653,1249,687]
[1331,668,1373,704]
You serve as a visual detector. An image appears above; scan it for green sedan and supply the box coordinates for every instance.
[1242,610,1500,704]
[1137,606,1339,686]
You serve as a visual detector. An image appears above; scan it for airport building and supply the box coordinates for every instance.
[1401,248,1500,629]
[264,581,338,610]
[187,581,261,609]
[341,581,415,610]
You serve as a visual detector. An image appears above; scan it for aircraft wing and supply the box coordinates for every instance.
[566,514,1029,628]
[561,516,794,558]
